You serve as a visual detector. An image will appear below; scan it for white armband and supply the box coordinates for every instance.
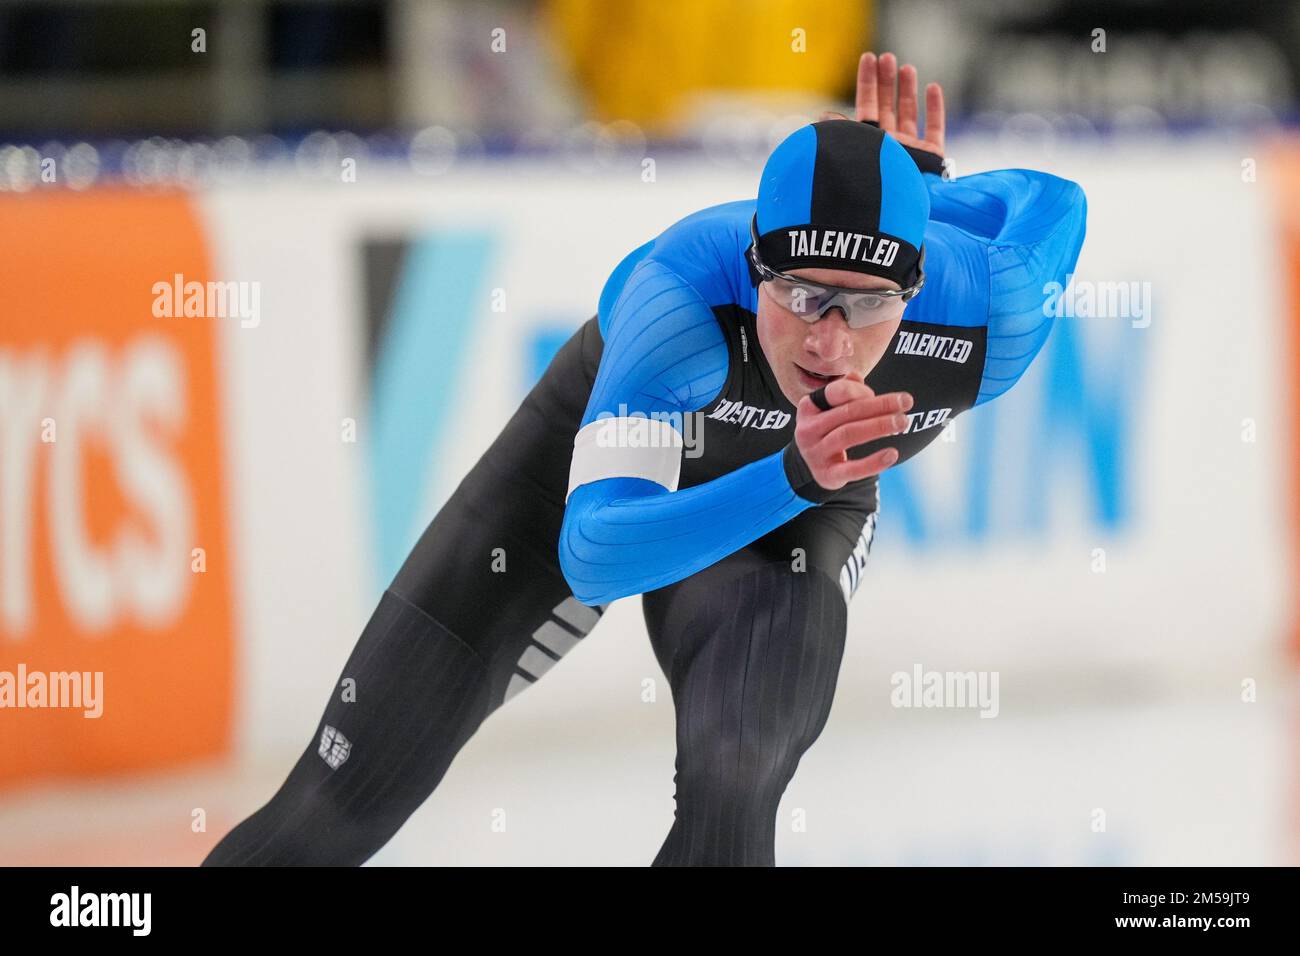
[566,416,683,501]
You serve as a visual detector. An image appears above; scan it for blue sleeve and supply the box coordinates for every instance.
[927,169,1087,404]
[559,256,813,606]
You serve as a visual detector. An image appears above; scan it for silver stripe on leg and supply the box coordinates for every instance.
[504,673,532,703]
[517,646,559,680]
[552,596,600,634]
[533,621,581,656]
[504,597,606,704]
[838,511,878,604]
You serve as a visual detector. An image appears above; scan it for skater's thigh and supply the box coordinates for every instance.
[640,503,877,681]
[390,320,607,706]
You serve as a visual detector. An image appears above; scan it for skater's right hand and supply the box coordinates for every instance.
[791,379,911,491]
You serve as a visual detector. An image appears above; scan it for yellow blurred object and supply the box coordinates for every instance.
[545,0,871,131]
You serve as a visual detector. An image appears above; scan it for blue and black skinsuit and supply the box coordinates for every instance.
[204,122,1087,866]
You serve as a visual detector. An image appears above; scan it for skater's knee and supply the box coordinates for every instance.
[675,723,798,811]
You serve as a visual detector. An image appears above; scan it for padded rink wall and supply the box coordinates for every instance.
[0,136,1296,793]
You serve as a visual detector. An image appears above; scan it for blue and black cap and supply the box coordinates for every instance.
[752,120,931,288]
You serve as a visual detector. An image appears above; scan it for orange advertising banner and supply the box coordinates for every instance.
[1275,146,1300,664]
[0,190,235,786]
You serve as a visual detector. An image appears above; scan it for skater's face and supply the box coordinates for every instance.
[755,266,905,406]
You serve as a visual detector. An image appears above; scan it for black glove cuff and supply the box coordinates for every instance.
[782,443,839,504]
[785,385,838,502]
[860,119,945,176]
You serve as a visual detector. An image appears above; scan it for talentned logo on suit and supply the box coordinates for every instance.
[894,330,973,364]
[786,228,900,267]
[707,399,791,431]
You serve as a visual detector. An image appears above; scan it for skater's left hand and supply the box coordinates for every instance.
[820,51,945,158]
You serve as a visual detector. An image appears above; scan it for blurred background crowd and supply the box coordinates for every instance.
[0,0,1297,185]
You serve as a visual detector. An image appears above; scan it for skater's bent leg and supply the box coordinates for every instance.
[203,590,491,865]
[205,320,607,865]
[641,507,873,866]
